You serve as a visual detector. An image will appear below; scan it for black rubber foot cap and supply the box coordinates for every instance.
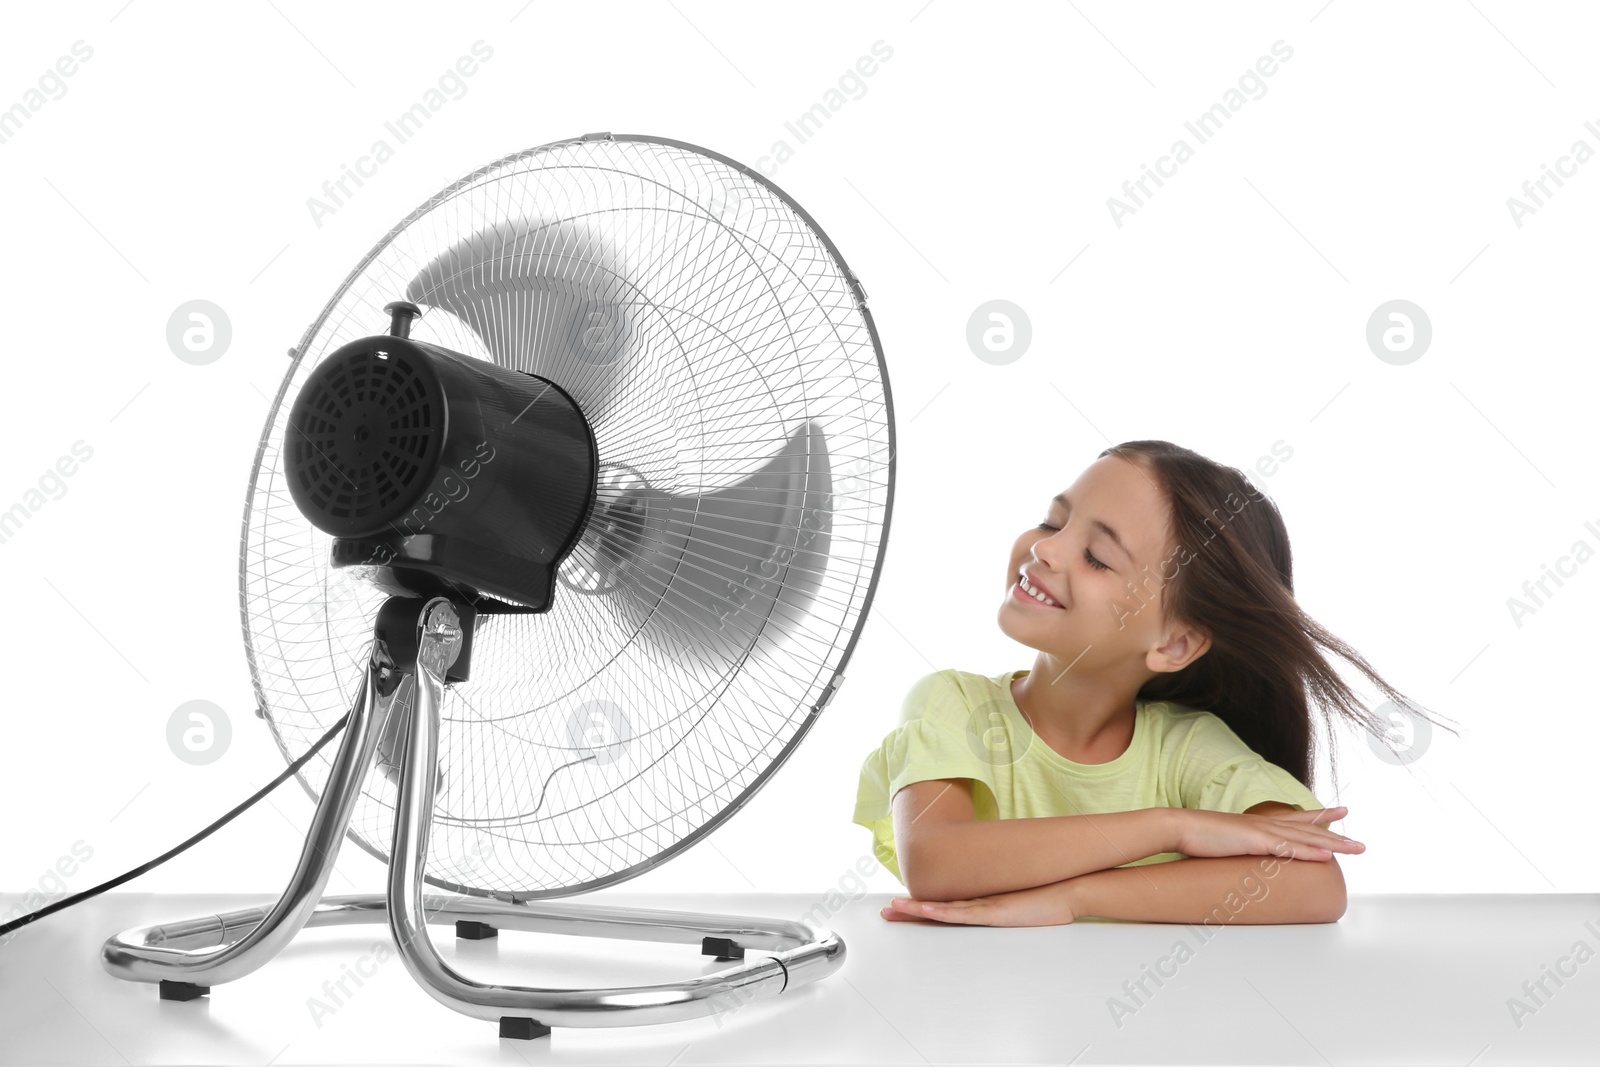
[702,936,744,960]
[455,920,498,940]
[499,1016,550,1040]
[158,981,210,1001]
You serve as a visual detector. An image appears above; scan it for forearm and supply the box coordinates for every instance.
[906,808,1174,900]
[1067,853,1347,925]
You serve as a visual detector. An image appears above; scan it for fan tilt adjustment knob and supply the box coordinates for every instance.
[383,301,421,338]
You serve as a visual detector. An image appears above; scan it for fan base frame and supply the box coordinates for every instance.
[101,597,845,1039]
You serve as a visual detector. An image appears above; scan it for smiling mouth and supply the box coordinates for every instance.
[1013,576,1064,609]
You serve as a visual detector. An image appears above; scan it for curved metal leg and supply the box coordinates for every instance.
[385,599,845,1031]
[105,891,845,1028]
[101,596,846,1037]
[101,645,406,987]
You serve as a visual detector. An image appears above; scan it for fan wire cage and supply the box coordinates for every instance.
[241,134,895,902]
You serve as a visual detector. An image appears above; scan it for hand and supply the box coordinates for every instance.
[880,880,1078,927]
[1172,805,1363,861]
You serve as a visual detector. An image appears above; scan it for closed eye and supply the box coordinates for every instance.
[1034,523,1112,571]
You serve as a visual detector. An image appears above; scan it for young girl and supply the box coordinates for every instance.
[852,439,1450,927]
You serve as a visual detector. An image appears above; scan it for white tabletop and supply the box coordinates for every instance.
[0,891,1592,1065]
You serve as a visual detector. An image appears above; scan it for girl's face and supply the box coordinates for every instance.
[998,456,1176,665]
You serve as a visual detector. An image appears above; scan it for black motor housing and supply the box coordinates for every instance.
[284,327,597,613]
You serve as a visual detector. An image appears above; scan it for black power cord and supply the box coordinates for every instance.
[0,712,351,940]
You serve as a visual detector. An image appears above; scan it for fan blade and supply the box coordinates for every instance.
[402,217,636,422]
[601,419,833,665]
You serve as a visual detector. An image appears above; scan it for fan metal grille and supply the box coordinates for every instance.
[240,135,893,898]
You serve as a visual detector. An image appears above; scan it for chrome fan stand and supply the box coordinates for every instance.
[102,597,845,1040]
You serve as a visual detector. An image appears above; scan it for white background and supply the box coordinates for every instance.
[1,0,1593,909]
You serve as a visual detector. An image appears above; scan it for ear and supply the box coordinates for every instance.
[1146,622,1212,674]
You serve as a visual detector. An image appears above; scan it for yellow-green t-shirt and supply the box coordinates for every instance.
[851,668,1324,884]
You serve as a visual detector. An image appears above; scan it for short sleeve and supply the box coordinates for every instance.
[1171,709,1323,813]
[850,672,1000,882]
[1197,756,1323,814]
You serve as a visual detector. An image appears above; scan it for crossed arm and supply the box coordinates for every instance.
[1063,808,1348,925]
[888,782,1352,926]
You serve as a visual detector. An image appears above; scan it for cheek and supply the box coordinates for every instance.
[1106,584,1161,635]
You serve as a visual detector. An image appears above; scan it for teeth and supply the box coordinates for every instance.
[1020,575,1058,607]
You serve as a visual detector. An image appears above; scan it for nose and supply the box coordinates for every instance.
[1030,527,1063,568]
[1024,546,1063,593]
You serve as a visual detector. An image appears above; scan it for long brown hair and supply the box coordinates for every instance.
[1101,439,1455,790]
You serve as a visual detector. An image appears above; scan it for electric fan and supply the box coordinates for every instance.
[100,132,895,1040]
